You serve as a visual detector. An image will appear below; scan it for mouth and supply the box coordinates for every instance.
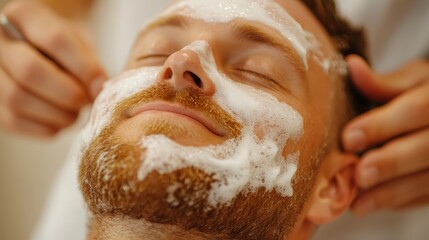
[126,101,227,137]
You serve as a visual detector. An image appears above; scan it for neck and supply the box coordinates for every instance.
[88,215,227,240]
[88,214,317,240]
[287,218,318,240]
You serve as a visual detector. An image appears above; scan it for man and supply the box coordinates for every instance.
[77,0,368,239]
[0,0,427,239]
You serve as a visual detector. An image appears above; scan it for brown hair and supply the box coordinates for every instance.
[301,0,372,121]
[301,0,368,61]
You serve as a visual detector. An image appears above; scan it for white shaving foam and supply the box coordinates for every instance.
[76,0,321,207]
[79,68,159,151]
[138,41,303,205]
[77,40,304,207]
[136,0,350,74]
[161,0,313,68]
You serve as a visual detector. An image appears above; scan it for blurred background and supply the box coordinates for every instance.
[0,1,71,239]
[0,119,78,240]
[0,1,165,239]
[1,0,428,240]
[0,0,80,237]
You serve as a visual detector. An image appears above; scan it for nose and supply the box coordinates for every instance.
[156,50,215,96]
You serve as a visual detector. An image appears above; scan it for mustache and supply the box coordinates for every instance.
[110,82,242,138]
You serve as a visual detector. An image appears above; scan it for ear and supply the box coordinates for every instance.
[305,151,358,224]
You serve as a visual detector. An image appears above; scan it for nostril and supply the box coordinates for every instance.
[189,71,203,88]
[164,68,173,79]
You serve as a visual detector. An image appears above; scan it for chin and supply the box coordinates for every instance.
[79,130,309,240]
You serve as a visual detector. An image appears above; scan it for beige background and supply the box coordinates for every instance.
[0,0,163,239]
[0,2,78,240]
[0,1,107,239]
[1,0,429,240]
[0,129,78,240]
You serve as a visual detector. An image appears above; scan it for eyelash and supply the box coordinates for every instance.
[137,54,170,61]
[236,68,278,85]
[136,56,278,87]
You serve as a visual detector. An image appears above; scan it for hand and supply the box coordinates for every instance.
[343,55,429,216]
[0,1,106,137]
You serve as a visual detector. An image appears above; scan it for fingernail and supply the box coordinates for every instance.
[90,77,105,100]
[345,129,366,152]
[354,199,376,216]
[359,166,379,188]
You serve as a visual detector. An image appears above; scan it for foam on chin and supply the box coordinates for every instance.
[77,40,303,207]
[77,0,317,207]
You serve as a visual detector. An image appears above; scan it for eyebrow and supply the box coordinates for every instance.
[138,15,189,38]
[228,21,306,78]
[137,15,306,78]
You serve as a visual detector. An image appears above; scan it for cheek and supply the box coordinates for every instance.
[301,60,339,142]
[293,112,329,166]
[306,60,337,117]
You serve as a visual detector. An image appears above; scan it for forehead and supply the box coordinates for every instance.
[158,0,315,67]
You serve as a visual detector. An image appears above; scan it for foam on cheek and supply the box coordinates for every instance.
[76,42,304,207]
[139,41,304,206]
[78,67,160,155]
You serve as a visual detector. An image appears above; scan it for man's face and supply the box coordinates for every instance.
[79,0,346,239]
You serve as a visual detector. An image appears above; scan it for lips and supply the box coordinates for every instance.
[126,101,227,137]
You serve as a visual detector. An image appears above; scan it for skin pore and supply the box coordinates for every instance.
[80,1,358,239]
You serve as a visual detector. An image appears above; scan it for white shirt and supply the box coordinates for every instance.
[31,1,429,239]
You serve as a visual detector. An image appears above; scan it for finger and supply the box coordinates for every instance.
[2,1,107,98]
[396,195,429,211]
[343,82,429,152]
[15,91,79,129]
[0,70,78,129]
[351,170,429,216]
[347,55,429,102]
[0,31,90,111]
[356,128,429,189]
[0,105,57,137]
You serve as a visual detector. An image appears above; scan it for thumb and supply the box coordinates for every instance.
[346,55,429,102]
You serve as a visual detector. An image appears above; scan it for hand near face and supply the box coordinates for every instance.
[343,55,429,215]
[0,1,106,137]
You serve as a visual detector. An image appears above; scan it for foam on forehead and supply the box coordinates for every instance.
[161,0,314,68]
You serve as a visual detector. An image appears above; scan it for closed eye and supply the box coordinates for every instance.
[135,54,170,66]
[234,68,291,94]
[137,54,170,61]
[236,68,278,85]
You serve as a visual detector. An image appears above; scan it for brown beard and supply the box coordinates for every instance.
[79,82,319,239]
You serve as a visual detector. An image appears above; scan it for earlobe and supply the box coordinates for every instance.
[306,152,358,225]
